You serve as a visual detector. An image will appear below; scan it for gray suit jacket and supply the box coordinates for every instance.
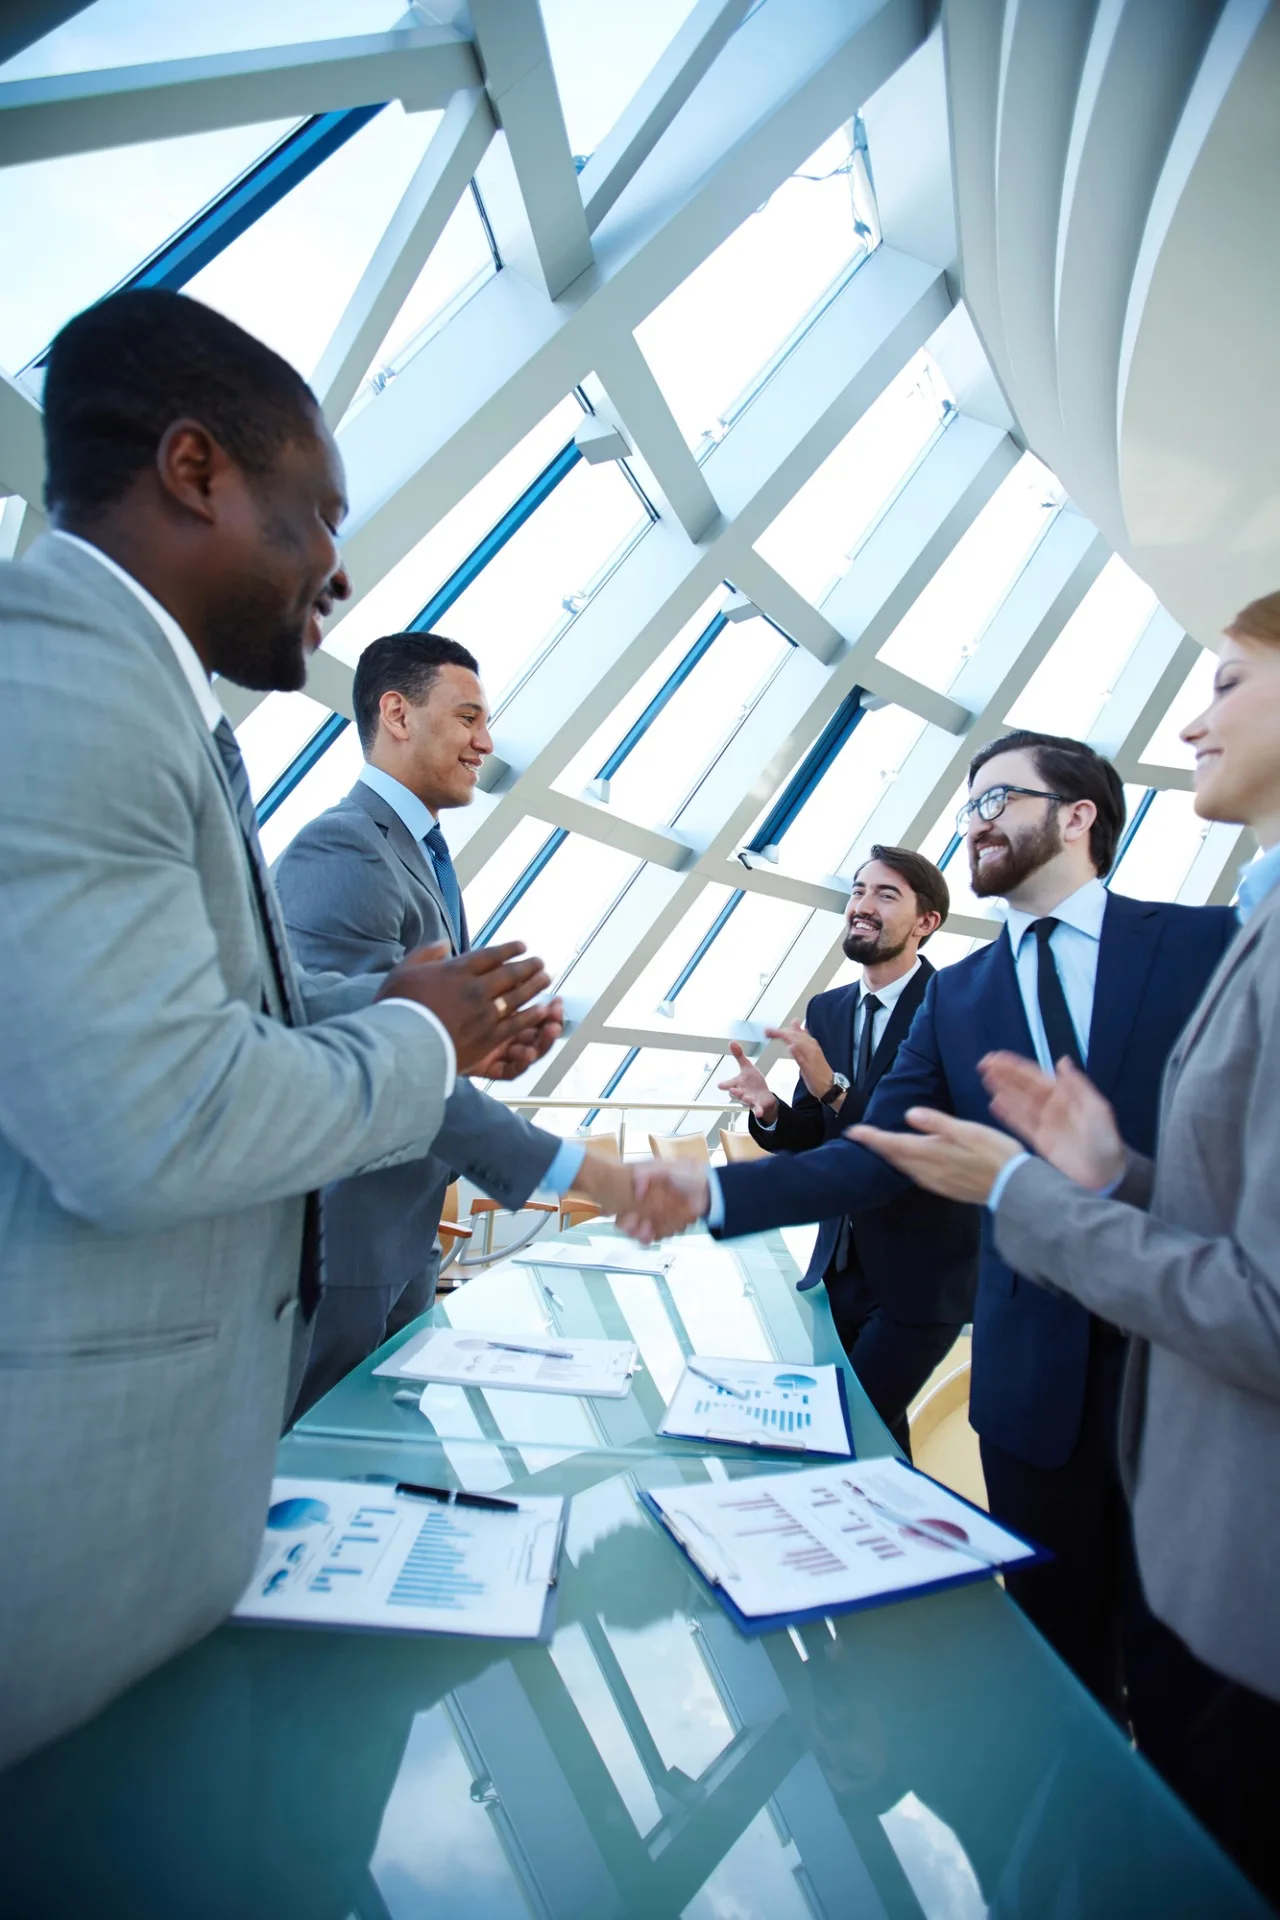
[0,537,454,1766]
[995,881,1280,1703]
[274,780,560,1295]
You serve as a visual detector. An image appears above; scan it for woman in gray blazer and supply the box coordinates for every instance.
[849,590,1280,1906]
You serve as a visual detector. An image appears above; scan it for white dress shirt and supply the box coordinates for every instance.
[49,532,455,1091]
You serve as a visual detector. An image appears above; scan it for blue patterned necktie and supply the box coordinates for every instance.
[213,718,322,1320]
[423,821,463,948]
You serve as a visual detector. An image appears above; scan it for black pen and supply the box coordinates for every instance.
[396,1481,518,1512]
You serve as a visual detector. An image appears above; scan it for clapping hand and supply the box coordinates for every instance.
[618,1160,709,1244]
[763,1021,838,1104]
[375,940,552,1076]
[472,997,564,1082]
[979,1052,1126,1191]
[717,1042,778,1123]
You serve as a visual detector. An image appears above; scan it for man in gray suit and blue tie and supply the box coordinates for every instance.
[276,632,630,1415]
[0,289,557,1767]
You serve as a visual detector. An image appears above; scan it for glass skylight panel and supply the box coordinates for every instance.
[520,1043,635,1139]
[462,817,561,938]
[609,884,738,1027]
[258,723,364,866]
[762,704,928,881]
[658,893,811,1034]
[441,457,650,709]
[633,125,875,454]
[539,0,700,160]
[326,397,583,665]
[1140,646,1216,769]
[494,835,642,986]
[1110,787,1208,902]
[1,1,408,76]
[1004,556,1158,738]
[183,104,443,379]
[234,691,331,802]
[876,453,1064,692]
[0,119,295,374]
[753,352,954,604]
[602,1047,736,1138]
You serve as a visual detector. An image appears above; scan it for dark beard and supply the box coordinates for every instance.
[205,574,309,693]
[969,809,1063,897]
[842,925,911,965]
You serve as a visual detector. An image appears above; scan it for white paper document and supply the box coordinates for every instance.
[512,1236,674,1276]
[648,1457,1038,1622]
[658,1357,852,1456]
[375,1326,639,1399]
[234,1478,565,1639]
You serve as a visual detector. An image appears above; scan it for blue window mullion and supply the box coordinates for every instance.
[745,687,867,854]
[1105,786,1157,886]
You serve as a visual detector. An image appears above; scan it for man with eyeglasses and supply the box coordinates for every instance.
[623,730,1235,1767]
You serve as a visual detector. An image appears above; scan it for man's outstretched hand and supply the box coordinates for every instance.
[376,941,551,1075]
[979,1051,1127,1191]
[617,1159,709,1244]
[717,1042,778,1124]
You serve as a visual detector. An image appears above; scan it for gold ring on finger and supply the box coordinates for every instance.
[494,995,509,1017]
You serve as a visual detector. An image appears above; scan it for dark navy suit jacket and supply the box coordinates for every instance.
[748,960,978,1325]
[718,893,1236,1468]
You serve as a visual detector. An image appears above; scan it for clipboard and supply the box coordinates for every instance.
[657,1359,855,1459]
[638,1459,1048,1637]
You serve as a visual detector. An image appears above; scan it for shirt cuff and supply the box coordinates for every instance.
[755,1115,778,1133]
[535,1139,586,1199]
[705,1166,725,1230]
[378,999,457,1099]
[986,1151,1031,1213]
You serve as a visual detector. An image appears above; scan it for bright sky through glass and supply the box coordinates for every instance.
[1142,646,1217,768]
[0,1,407,75]
[1005,555,1158,738]
[539,0,700,158]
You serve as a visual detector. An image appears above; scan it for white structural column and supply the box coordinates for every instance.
[0,27,480,165]
[593,332,720,544]
[0,370,44,505]
[313,88,495,425]
[467,0,593,302]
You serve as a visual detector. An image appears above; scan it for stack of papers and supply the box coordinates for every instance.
[234,1478,565,1640]
[375,1326,639,1399]
[644,1457,1040,1632]
[512,1237,673,1276]
[658,1357,852,1456]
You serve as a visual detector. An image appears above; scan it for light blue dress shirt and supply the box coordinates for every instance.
[355,766,584,1196]
[1236,842,1280,924]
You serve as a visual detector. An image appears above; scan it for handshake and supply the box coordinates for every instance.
[567,1151,710,1243]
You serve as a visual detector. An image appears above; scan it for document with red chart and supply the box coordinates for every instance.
[642,1457,1042,1633]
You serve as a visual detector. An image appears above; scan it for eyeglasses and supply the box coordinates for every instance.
[956,784,1065,831]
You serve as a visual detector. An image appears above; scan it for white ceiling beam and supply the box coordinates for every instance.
[593,332,720,543]
[1129,761,1195,793]
[0,369,44,505]
[1093,617,1201,776]
[467,0,593,301]
[313,87,494,425]
[527,790,694,872]
[0,25,479,167]
[578,0,755,234]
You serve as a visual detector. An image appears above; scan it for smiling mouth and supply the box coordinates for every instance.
[849,918,882,935]
[974,840,1006,864]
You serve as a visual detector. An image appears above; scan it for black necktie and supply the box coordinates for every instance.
[213,719,322,1319]
[1030,918,1083,1070]
[854,993,883,1086]
[423,821,463,948]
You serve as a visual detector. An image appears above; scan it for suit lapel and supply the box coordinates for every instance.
[864,959,932,1090]
[1165,887,1276,1083]
[977,927,1038,1058]
[1085,894,1162,1099]
[347,782,460,953]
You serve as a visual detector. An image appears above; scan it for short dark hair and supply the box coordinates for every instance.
[968,729,1126,875]
[353,632,481,751]
[43,289,319,521]
[852,844,950,942]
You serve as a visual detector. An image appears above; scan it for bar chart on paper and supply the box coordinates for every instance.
[234,1479,566,1639]
[659,1359,852,1456]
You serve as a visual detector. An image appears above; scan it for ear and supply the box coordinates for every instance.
[915,908,943,942]
[1062,797,1097,846]
[378,689,413,742]
[154,419,226,525]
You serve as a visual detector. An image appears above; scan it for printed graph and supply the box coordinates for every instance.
[694,1370,817,1436]
[307,1502,398,1595]
[386,1508,490,1611]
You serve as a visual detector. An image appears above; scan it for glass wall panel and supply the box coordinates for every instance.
[462,817,561,936]
[259,723,364,865]
[753,351,953,604]
[1141,646,1216,770]
[633,126,876,454]
[519,1043,636,1140]
[1109,787,1208,902]
[612,887,812,1033]
[1004,556,1159,738]
[2,1,406,76]
[609,884,737,1029]
[183,104,443,378]
[234,690,331,802]
[327,397,583,665]
[493,834,642,985]
[540,0,700,159]
[760,704,929,881]
[876,454,1064,692]
[0,119,294,374]
[439,457,650,709]
[598,1047,738,1138]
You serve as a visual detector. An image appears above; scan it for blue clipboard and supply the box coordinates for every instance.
[658,1364,856,1461]
[637,1464,1050,1638]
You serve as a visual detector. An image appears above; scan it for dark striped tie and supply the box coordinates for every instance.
[213,719,322,1319]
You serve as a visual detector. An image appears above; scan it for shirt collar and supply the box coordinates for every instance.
[358,762,439,844]
[1004,875,1108,955]
[1236,843,1280,924]
[50,530,223,734]
[860,956,921,1010]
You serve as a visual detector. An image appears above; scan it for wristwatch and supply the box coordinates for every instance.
[820,1072,850,1109]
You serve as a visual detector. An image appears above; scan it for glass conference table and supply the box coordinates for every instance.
[0,1230,1266,1920]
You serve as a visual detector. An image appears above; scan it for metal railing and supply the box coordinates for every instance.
[491,1096,751,1160]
